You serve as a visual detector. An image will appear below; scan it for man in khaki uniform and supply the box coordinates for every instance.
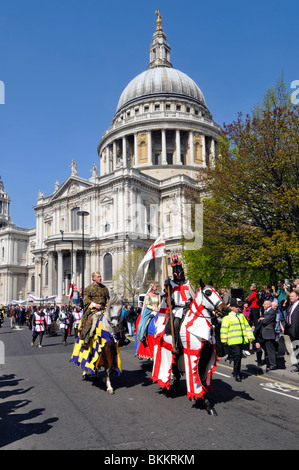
[79,272,110,344]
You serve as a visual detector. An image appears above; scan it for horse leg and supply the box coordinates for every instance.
[171,355,181,389]
[197,341,217,416]
[102,343,114,395]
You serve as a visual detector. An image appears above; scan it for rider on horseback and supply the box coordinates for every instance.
[165,255,195,352]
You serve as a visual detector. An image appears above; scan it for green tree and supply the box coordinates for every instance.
[182,79,299,290]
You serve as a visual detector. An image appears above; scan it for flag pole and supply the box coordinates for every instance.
[163,242,178,355]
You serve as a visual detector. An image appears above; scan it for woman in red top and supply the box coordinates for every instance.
[246,284,260,327]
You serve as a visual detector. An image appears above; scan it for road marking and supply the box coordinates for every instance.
[218,362,299,390]
[261,387,299,401]
[214,371,231,378]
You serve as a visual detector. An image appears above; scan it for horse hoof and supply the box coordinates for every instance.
[107,389,114,395]
[207,408,217,416]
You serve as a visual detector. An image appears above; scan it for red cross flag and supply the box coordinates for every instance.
[136,233,165,284]
[69,275,74,303]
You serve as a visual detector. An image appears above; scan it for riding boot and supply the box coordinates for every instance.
[173,317,181,353]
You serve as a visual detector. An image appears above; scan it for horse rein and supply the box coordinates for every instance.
[191,287,224,320]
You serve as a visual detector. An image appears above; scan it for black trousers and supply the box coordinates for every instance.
[32,330,44,345]
[264,339,277,367]
[228,344,243,376]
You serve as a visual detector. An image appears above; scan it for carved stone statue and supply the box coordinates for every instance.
[70,159,79,176]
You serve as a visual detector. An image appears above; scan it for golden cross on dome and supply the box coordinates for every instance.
[155,10,162,31]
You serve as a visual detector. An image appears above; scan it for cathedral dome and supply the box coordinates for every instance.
[116,67,207,112]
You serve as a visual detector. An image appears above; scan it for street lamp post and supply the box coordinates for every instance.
[77,210,89,299]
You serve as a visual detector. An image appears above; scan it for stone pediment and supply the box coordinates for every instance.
[50,176,94,201]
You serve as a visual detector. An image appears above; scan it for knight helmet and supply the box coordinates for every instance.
[171,255,185,284]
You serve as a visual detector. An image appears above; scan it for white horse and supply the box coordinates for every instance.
[152,281,227,414]
[71,293,123,395]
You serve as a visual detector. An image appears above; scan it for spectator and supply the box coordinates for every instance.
[121,304,128,335]
[126,305,137,337]
[257,300,278,371]
[220,288,231,305]
[246,283,260,328]
[284,290,299,373]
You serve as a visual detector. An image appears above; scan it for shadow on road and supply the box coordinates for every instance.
[0,373,58,449]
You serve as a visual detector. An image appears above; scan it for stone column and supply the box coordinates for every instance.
[147,130,152,165]
[57,250,63,301]
[134,133,138,166]
[122,136,127,168]
[48,252,54,295]
[189,131,194,165]
[162,129,167,164]
[176,130,182,164]
[72,249,77,286]
[202,135,206,166]
[113,141,117,172]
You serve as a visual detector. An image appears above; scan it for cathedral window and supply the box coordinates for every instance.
[31,275,35,292]
[166,153,173,165]
[71,207,80,231]
[103,253,113,281]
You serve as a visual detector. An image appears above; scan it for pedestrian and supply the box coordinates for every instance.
[246,283,260,328]
[220,298,254,381]
[272,280,288,328]
[59,306,72,346]
[72,306,82,338]
[44,306,53,336]
[31,306,46,348]
[9,306,16,329]
[284,290,299,373]
[126,305,137,336]
[257,300,278,371]
[121,304,128,335]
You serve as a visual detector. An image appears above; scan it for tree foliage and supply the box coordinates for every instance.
[182,79,299,290]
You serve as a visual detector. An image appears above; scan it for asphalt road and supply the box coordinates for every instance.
[1,319,299,453]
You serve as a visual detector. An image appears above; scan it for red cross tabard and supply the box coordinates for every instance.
[172,284,189,302]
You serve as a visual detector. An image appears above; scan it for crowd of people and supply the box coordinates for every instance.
[3,303,83,347]
[1,276,298,379]
[217,279,299,378]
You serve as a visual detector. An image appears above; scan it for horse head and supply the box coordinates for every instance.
[199,279,227,317]
[105,293,123,331]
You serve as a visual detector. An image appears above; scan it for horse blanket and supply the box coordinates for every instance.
[151,293,218,400]
[70,314,122,375]
[135,313,159,359]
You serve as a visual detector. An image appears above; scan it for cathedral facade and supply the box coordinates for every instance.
[0,13,221,305]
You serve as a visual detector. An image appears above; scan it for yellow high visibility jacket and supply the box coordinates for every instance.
[220,311,254,345]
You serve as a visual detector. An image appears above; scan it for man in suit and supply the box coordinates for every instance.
[285,290,299,372]
[258,300,278,371]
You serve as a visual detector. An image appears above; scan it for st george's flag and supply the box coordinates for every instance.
[69,275,74,303]
[135,233,165,284]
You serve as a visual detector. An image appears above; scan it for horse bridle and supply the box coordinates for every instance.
[201,287,224,314]
[104,308,121,329]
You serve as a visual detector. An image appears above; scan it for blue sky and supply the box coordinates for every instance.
[0,0,297,228]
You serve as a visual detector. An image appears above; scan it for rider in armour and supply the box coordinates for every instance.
[165,255,195,350]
